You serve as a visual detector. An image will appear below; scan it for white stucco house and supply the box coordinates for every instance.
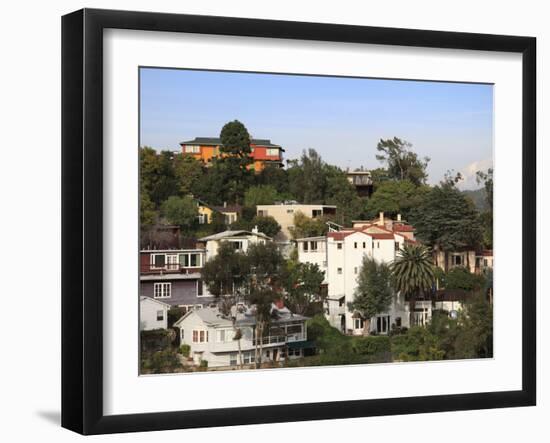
[173,305,310,368]
[139,296,170,330]
[198,228,271,261]
[297,214,428,335]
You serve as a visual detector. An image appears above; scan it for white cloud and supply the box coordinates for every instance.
[456,158,493,190]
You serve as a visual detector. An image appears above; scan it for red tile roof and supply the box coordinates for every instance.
[369,233,396,240]
[393,224,415,232]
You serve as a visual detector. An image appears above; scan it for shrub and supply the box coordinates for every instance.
[352,336,391,356]
[179,344,190,357]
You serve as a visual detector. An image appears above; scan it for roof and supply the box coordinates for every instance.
[211,204,242,213]
[174,305,308,328]
[140,248,204,254]
[393,224,415,232]
[256,203,337,209]
[174,308,233,328]
[369,233,396,240]
[180,137,284,151]
[295,236,326,242]
[139,296,171,307]
[198,230,271,242]
[140,273,201,281]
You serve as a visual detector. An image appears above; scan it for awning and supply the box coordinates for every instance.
[287,340,316,349]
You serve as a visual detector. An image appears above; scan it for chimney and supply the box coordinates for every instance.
[252,225,259,234]
[379,212,384,226]
[223,201,227,208]
[397,214,402,222]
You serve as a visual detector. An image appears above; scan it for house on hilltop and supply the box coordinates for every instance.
[180,137,285,172]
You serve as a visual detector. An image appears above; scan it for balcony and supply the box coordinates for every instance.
[252,333,305,346]
[140,263,202,275]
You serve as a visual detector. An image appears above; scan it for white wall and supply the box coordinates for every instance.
[0,1,546,443]
[140,298,168,330]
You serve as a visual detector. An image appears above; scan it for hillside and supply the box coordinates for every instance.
[462,188,489,212]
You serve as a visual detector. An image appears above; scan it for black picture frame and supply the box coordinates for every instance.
[62,8,536,435]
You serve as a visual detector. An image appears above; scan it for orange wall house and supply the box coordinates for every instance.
[180,137,284,172]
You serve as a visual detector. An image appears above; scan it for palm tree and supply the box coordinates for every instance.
[391,244,435,327]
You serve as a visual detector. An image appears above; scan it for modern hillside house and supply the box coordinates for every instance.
[139,249,216,311]
[174,304,310,368]
[346,170,374,197]
[256,203,337,242]
[180,137,285,172]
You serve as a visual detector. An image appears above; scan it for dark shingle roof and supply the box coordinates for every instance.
[180,137,282,149]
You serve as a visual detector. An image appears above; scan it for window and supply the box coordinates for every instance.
[395,317,402,328]
[258,210,267,217]
[376,315,390,334]
[193,330,209,343]
[230,353,238,366]
[337,267,342,275]
[312,209,322,218]
[166,254,178,270]
[185,145,200,153]
[363,242,366,249]
[288,348,301,357]
[303,242,308,252]
[286,209,294,214]
[452,255,462,266]
[310,241,318,251]
[354,318,364,330]
[377,242,380,249]
[354,242,358,249]
[266,148,279,156]
[354,267,358,274]
[230,240,243,250]
[153,282,171,299]
[395,242,400,252]
[197,280,203,296]
[337,243,343,250]
[243,352,254,364]
[197,213,207,224]
[484,259,488,267]
[217,330,225,342]
[156,310,164,321]
[180,252,202,268]
[151,254,165,268]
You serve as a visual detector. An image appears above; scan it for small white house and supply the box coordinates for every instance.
[140,296,170,330]
[174,305,309,368]
[198,229,271,261]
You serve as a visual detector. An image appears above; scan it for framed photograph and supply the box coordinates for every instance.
[62,8,536,435]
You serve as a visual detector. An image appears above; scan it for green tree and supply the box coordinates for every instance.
[284,261,326,316]
[199,120,255,205]
[244,185,280,207]
[391,244,435,327]
[287,149,326,204]
[444,266,486,291]
[453,293,493,358]
[201,242,249,368]
[250,215,281,238]
[324,164,365,225]
[409,184,484,271]
[256,164,290,196]
[140,147,178,207]
[476,168,493,249]
[161,195,198,229]
[219,120,252,157]
[140,181,157,229]
[288,211,328,239]
[173,154,204,196]
[348,257,393,335]
[375,137,430,186]
[365,180,429,219]
[243,242,286,368]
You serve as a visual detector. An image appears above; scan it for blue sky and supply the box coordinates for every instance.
[140,68,493,189]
